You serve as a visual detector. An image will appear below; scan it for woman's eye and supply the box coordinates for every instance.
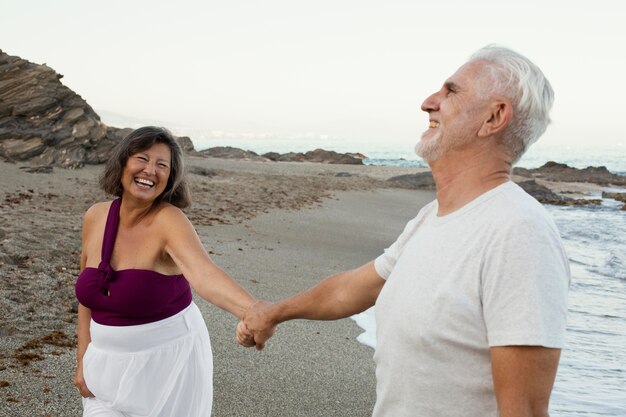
[158,163,168,168]
[137,156,148,161]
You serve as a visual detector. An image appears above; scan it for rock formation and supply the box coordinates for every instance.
[261,148,364,165]
[516,179,601,206]
[0,49,110,167]
[387,172,436,190]
[388,172,608,206]
[301,149,363,165]
[263,151,307,162]
[200,146,269,161]
[0,50,194,168]
[199,146,364,165]
[513,161,626,186]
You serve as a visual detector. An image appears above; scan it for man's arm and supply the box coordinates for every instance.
[490,346,561,417]
[243,260,385,349]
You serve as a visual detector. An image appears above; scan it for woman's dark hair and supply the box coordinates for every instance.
[100,126,191,209]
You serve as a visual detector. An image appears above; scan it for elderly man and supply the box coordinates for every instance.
[239,45,570,417]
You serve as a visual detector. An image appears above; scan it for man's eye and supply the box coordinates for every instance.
[446,88,455,96]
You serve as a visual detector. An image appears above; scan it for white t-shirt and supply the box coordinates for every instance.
[372,181,570,417]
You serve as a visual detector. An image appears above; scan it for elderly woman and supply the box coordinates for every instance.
[74,126,255,416]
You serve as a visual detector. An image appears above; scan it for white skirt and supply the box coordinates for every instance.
[82,303,213,417]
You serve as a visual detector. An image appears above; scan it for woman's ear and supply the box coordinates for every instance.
[478,100,512,137]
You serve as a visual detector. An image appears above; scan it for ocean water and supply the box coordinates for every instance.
[547,201,626,416]
[193,135,625,415]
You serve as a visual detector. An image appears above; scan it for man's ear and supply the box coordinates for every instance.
[478,100,512,137]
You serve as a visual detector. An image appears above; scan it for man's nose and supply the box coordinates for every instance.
[421,91,439,113]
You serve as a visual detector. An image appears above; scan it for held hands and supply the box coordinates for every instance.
[236,300,277,350]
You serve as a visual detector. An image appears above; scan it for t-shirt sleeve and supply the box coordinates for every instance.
[482,215,571,348]
[374,206,432,280]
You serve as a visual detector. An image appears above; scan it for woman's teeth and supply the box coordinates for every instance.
[135,178,155,187]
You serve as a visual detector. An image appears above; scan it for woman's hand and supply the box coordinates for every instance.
[73,362,94,398]
[236,320,255,348]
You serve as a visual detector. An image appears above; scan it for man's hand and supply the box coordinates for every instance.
[243,301,277,350]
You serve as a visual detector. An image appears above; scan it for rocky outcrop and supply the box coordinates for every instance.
[188,166,217,177]
[263,151,307,162]
[301,149,363,165]
[177,136,196,154]
[262,148,363,165]
[602,192,626,210]
[602,192,626,203]
[347,152,368,160]
[201,146,365,165]
[0,50,195,168]
[516,180,601,206]
[513,161,626,186]
[387,172,436,190]
[200,146,269,161]
[0,49,109,168]
[387,173,604,206]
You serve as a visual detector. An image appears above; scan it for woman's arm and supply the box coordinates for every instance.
[74,303,94,398]
[161,206,257,319]
[73,206,98,397]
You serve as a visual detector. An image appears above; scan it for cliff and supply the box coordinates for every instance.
[0,49,193,168]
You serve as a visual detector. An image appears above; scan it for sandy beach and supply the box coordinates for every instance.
[0,156,434,416]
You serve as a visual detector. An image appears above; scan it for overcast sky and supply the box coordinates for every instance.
[2,0,624,147]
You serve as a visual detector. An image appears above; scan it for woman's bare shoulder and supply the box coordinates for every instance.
[151,203,197,239]
[84,200,112,220]
[153,202,189,224]
[81,201,116,236]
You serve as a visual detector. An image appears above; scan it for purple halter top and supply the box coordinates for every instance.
[75,198,192,326]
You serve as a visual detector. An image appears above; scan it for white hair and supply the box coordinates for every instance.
[469,45,554,163]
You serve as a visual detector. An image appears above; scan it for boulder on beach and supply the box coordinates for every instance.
[188,166,217,177]
[263,151,307,162]
[602,191,626,203]
[515,180,601,206]
[347,152,368,160]
[303,148,364,165]
[387,172,436,190]
[200,146,269,161]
